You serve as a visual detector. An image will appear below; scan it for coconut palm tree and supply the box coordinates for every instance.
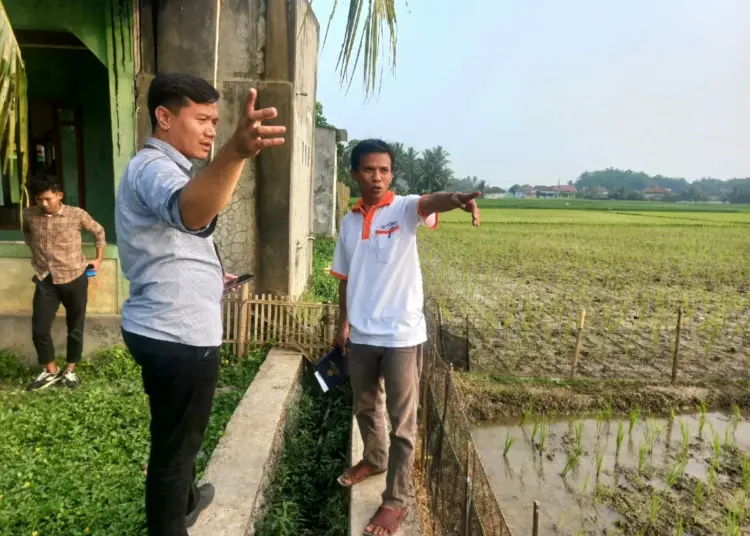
[323,0,399,94]
[420,146,453,193]
[0,0,28,208]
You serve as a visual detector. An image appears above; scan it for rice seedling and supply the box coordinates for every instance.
[724,426,734,449]
[725,513,741,536]
[638,443,649,474]
[666,459,685,489]
[694,480,705,510]
[742,456,750,492]
[595,411,605,436]
[519,408,530,427]
[669,407,677,421]
[574,422,585,454]
[579,470,591,495]
[707,464,717,494]
[538,420,550,454]
[595,450,605,478]
[679,420,690,458]
[732,403,741,423]
[712,429,722,467]
[629,407,641,434]
[675,517,684,536]
[602,403,613,422]
[532,419,540,442]
[503,432,516,458]
[615,423,625,459]
[698,401,708,438]
[727,490,747,525]
[648,491,661,523]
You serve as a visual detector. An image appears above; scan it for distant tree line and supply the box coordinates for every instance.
[574,168,750,204]
[318,104,750,203]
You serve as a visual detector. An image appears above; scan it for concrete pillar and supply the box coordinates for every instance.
[152,0,318,298]
[313,126,337,237]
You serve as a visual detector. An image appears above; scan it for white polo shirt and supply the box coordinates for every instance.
[331,191,438,348]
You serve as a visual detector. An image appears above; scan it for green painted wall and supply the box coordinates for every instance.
[0,47,115,243]
[4,0,108,65]
[104,0,135,192]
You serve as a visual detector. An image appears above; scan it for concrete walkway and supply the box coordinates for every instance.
[189,348,304,536]
[349,416,422,536]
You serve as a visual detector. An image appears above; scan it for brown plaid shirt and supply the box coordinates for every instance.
[23,205,106,284]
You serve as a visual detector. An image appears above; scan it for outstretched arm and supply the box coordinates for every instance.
[178,88,286,230]
[419,191,482,226]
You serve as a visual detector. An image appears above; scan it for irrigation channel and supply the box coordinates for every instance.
[472,410,750,534]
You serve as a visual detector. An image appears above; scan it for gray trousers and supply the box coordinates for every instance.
[348,343,422,509]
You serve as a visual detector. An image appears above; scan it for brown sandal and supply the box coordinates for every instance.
[363,506,409,536]
[337,460,385,487]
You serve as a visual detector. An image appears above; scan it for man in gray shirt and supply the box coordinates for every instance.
[115,72,284,535]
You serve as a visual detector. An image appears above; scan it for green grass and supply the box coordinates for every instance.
[0,346,267,535]
[254,376,352,536]
[302,236,338,304]
[421,202,750,381]
[473,198,750,213]
[350,196,750,213]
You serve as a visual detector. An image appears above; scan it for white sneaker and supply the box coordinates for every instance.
[60,370,82,389]
[27,369,62,391]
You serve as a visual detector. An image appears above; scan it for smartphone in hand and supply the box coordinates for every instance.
[223,273,254,294]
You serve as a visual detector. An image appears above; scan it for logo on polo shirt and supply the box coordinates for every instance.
[376,221,400,238]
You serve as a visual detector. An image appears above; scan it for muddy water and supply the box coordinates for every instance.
[472,411,750,535]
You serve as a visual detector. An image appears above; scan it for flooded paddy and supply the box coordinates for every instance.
[473,409,750,535]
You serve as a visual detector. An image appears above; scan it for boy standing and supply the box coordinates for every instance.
[23,173,105,391]
[332,139,480,536]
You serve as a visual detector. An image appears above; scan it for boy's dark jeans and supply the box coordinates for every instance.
[122,329,219,536]
[32,272,88,365]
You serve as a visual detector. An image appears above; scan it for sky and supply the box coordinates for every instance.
[312,0,750,188]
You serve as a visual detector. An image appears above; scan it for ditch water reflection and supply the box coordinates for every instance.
[472,410,750,535]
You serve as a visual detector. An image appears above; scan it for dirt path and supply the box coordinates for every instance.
[455,373,750,422]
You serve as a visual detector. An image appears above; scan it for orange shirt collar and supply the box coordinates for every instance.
[353,190,395,214]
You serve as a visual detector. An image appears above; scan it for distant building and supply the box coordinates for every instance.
[484,192,506,200]
[536,184,577,199]
[644,186,671,200]
[515,185,537,198]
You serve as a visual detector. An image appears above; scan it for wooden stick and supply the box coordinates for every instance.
[463,442,474,535]
[532,501,540,536]
[671,306,684,384]
[570,307,586,378]
[465,315,470,372]
[420,351,435,470]
[437,305,445,357]
[237,284,250,357]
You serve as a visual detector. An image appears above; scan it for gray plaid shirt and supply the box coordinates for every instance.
[115,138,223,347]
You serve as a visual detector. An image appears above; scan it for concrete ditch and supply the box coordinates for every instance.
[189,348,304,536]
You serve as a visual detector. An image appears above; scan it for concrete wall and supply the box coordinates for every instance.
[155,0,319,297]
[0,244,123,315]
[287,0,318,297]
[155,0,265,281]
[313,126,337,237]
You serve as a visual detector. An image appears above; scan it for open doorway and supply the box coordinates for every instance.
[29,100,86,209]
[0,29,114,239]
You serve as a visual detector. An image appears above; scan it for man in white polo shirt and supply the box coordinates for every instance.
[331,139,480,536]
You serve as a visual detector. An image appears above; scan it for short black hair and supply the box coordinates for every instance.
[147,72,220,130]
[350,139,395,171]
[29,173,62,197]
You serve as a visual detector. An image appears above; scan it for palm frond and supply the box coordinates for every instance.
[0,1,29,215]
[322,0,400,96]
